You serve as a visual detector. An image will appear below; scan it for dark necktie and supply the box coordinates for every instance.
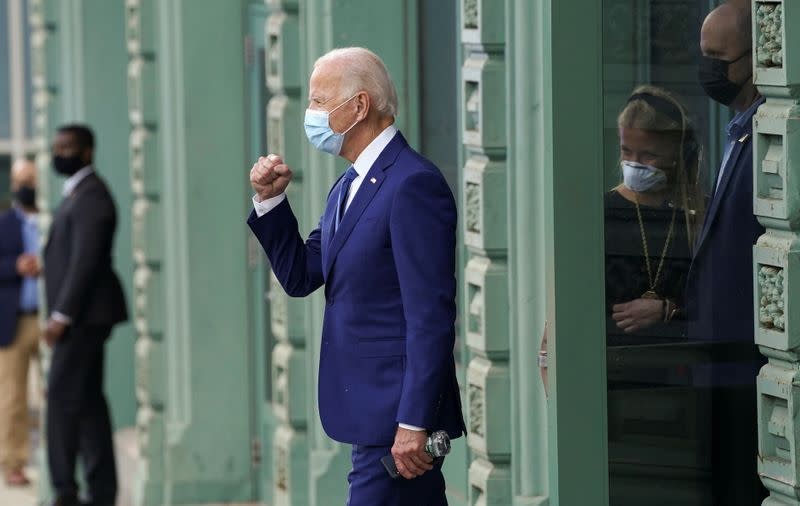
[336,166,359,231]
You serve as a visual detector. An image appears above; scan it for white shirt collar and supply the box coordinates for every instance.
[351,125,398,177]
[63,165,95,196]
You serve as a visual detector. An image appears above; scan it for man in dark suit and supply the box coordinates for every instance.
[248,47,465,505]
[43,124,128,506]
[0,159,40,487]
[688,3,767,503]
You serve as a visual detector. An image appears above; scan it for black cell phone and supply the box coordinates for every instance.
[381,454,401,479]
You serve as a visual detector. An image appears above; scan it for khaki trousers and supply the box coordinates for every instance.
[0,315,39,472]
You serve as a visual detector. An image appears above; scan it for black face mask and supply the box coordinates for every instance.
[15,186,36,208]
[698,51,751,106]
[52,154,85,176]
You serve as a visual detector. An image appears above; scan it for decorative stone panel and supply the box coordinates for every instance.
[130,126,160,198]
[268,272,306,346]
[463,155,507,253]
[125,0,156,58]
[132,197,163,265]
[272,342,308,427]
[754,1,799,87]
[266,11,301,93]
[135,336,167,410]
[758,365,800,494]
[128,57,159,129]
[273,425,309,506]
[469,458,512,506]
[753,235,800,351]
[267,95,303,176]
[133,265,165,340]
[467,356,511,460]
[753,104,800,224]
[460,0,505,47]
[462,53,506,150]
[465,257,510,357]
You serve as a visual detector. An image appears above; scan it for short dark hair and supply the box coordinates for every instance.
[58,124,95,151]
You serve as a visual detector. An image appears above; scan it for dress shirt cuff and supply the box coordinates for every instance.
[398,423,426,432]
[253,193,287,217]
[51,311,72,325]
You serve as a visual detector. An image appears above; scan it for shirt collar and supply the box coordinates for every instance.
[351,125,398,178]
[727,95,765,138]
[13,206,37,224]
[63,165,95,196]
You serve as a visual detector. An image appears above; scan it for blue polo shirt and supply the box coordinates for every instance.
[14,207,39,312]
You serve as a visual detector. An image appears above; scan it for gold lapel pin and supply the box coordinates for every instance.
[370,177,377,184]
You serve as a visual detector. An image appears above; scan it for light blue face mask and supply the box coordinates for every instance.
[304,94,360,156]
[621,160,668,192]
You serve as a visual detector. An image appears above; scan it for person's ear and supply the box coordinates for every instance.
[355,92,370,121]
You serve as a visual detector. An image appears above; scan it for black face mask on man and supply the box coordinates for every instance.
[698,50,751,106]
[15,186,36,208]
[52,154,85,176]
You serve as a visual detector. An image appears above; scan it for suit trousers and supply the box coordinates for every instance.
[347,444,447,506]
[46,325,117,505]
[0,314,39,472]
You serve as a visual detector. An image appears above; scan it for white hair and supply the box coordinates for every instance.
[314,47,398,118]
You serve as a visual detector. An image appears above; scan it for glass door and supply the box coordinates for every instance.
[600,1,767,504]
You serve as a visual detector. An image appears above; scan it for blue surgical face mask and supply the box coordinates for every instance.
[621,160,668,193]
[304,94,360,155]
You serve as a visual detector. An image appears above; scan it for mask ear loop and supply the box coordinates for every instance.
[328,93,363,135]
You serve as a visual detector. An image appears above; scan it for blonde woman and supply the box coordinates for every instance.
[605,85,703,338]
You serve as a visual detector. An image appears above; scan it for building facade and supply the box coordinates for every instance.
[23,0,800,505]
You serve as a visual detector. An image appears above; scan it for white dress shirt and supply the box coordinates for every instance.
[62,165,95,197]
[51,165,96,325]
[251,126,424,432]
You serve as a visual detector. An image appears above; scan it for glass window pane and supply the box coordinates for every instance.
[602,1,767,504]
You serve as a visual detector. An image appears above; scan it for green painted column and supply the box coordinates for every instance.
[751,2,800,504]
[28,0,60,496]
[457,1,513,504]
[126,1,255,504]
[263,1,311,505]
[507,0,549,504]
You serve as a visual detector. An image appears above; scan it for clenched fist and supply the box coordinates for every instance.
[250,154,293,202]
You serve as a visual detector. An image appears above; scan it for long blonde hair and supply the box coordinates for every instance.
[617,85,705,249]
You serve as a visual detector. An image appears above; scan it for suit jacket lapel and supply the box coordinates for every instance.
[695,135,749,254]
[323,133,407,279]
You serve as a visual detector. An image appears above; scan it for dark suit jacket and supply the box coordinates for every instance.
[249,132,466,446]
[44,172,128,329]
[0,210,24,347]
[686,100,765,380]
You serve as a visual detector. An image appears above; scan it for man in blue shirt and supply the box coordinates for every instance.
[0,159,40,487]
[688,2,768,503]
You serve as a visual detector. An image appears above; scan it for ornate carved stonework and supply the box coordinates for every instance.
[464,0,478,29]
[469,383,485,437]
[465,182,481,233]
[759,265,785,331]
[757,3,784,68]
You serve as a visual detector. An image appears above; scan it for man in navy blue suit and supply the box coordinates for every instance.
[689,3,767,503]
[0,159,40,488]
[248,47,465,505]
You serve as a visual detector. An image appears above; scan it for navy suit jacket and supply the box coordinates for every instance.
[248,132,466,446]
[0,209,24,347]
[686,103,765,364]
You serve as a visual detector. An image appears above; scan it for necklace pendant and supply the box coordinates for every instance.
[641,290,660,300]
